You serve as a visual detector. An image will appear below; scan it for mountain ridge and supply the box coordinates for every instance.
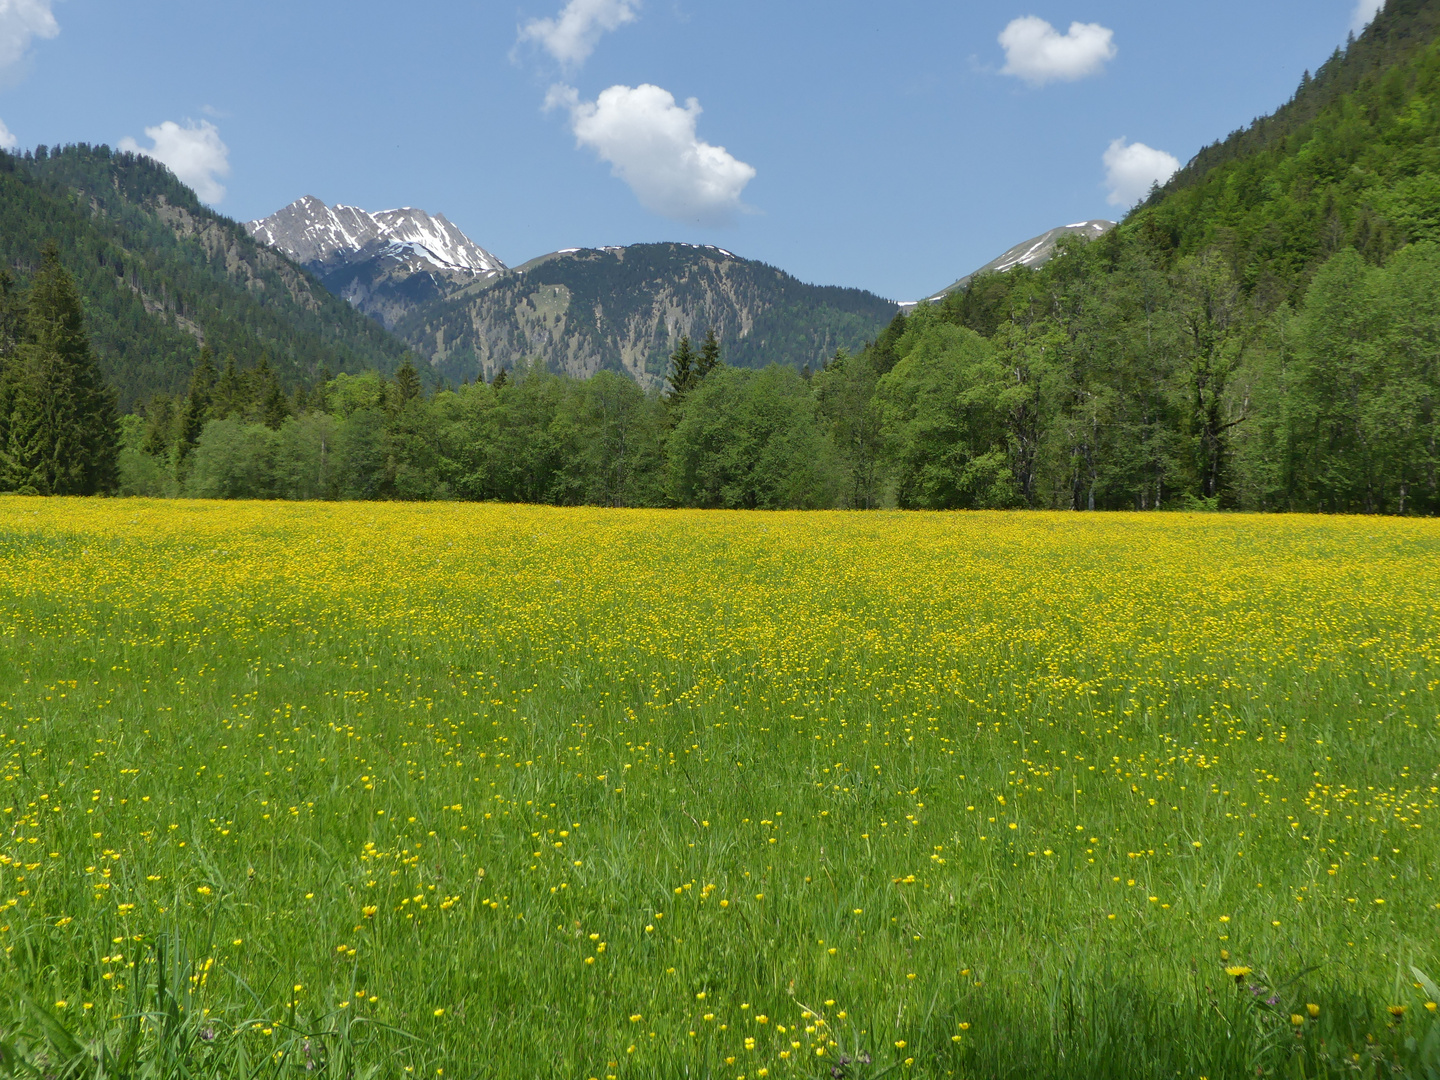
[0,145,408,408]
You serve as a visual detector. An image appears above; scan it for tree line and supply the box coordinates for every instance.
[108,229,1440,515]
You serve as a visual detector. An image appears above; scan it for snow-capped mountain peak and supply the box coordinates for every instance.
[246,196,506,277]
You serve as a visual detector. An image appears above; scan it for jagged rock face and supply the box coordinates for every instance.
[390,244,901,388]
[915,220,1117,304]
[245,197,506,329]
[247,196,506,276]
[247,201,898,382]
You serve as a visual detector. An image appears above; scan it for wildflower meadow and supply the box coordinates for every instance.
[0,499,1437,1079]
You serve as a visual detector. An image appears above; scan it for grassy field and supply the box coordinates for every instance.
[0,499,1438,1079]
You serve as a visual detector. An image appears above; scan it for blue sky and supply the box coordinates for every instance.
[1,0,1380,301]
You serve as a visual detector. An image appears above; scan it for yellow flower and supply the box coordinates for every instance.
[1426,1002,1438,1013]
[1225,967,1252,982]
[433,1009,444,1017]
[1291,1014,1304,1026]
[1389,1006,1407,1018]
[1307,1004,1320,1018]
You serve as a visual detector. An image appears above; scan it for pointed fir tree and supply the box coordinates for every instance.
[696,328,722,379]
[142,395,176,457]
[2,243,119,495]
[212,354,245,420]
[666,335,697,406]
[492,367,509,390]
[175,346,218,463]
[393,356,423,408]
[254,356,289,431]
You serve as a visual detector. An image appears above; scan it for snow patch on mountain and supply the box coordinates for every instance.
[246,196,506,277]
[906,219,1116,307]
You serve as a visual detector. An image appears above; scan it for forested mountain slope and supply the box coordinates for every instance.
[837,0,1440,516]
[0,145,408,408]
[389,243,900,389]
[1137,0,1440,300]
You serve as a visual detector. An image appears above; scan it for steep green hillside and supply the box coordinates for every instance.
[1,145,407,407]
[835,0,1440,516]
[391,243,900,388]
[1136,0,1440,297]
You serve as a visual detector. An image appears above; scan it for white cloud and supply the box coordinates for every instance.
[1351,0,1384,33]
[518,0,639,71]
[119,120,231,205]
[1103,138,1180,208]
[999,16,1117,87]
[0,0,57,75]
[549,82,756,224]
[0,117,16,150]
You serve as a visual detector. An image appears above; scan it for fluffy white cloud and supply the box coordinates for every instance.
[999,16,1117,87]
[0,117,16,150]
[519,0,639,71]
[119,120,231,205]
[0,0,58,74]
[1103,137,1180,208]
[549,82,756,224]
[1351,0,1384,33]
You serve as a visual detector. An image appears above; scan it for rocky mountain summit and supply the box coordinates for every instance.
[246,197,506,329]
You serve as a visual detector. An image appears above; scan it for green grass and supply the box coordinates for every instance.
[0,499,1437,1079]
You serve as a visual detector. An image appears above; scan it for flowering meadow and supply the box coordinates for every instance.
[0,499,1438,1079]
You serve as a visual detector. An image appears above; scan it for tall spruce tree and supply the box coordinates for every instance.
[393,357,423,408]
[253,356,289,430]
[2,244,119,495]
[176,347,218,463]
[212,354,245,420]
[666,335,698,405]
[697,328,722,379]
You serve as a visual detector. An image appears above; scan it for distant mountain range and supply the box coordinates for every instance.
[248,199,901,387]
[0,149,1117,409]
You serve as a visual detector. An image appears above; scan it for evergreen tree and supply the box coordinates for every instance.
[0,269,22,356]
[142,395,176,457]
[253,356,289,431]
[212,354,246,420]
[492,368,509,390]
[666,335,697,405]
[2,243,119,495]
[393,357,423,408]
[175,347,218,463]
[697,328,723,379]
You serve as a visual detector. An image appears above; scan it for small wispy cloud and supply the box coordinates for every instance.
[0,0,58,78]
[0,117,16,150]
[1103,137,1180,208]
[547,82,756,224]
[120,120,232,205]
[999,16,1117,87]
[1351,0,1384,33]
[518,0,640,72]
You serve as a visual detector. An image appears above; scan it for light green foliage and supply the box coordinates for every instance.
[665,365,837,509]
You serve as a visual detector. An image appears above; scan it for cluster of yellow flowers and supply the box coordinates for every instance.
[0,500,1436,1076]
